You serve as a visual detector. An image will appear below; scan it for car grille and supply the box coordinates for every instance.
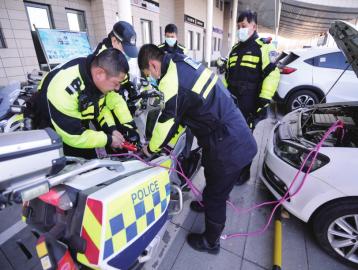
[262,162,290,202]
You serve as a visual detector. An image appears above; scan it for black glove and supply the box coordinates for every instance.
[256,97,271,113]
[120,81,137,100]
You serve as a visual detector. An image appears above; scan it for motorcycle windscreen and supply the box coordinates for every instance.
[76,167,171,269]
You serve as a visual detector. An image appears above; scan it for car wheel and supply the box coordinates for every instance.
[286,90,319,112]
[312,199,358,268]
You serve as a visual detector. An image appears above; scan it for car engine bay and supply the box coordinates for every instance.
[300,105,358,148]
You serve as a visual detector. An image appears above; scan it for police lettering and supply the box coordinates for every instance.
[131,180,159,204]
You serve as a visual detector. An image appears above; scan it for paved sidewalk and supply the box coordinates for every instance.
[147,118,355,270]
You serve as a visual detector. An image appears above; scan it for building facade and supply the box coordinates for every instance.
[0,0,235,86]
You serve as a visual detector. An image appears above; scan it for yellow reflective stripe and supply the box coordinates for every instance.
[203,75,218,98]
[52,121,108,148]
[240,62,257,68]
[229,62,237,68]
[36,241,48,258]
[76,254,101,270]
[242,55,260,63]
[149,118,175,152]
[82,205,102,248]
[229,56,238,63]
[122,74,129,84]
[168,125,185,148]
[192,69,212,94]
[158,60,178,102]
[81,105,94,116]
[98,106,116,127]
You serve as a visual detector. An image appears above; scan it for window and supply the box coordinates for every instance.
[218,38,221,51]
[24,2,53,31]
[216,0,219,8]
[313,52,351,70]
[187,30,193,50]
[160,26,163,44]
[66,9,87,32]
[197,32,201,50]
[220,0,223,11]
[141,19,152,44]
[0,25,6,48]
[213,37,217,52]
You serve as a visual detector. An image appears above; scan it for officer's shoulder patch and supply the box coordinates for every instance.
[184,56,201,69]
[269,50,279,63]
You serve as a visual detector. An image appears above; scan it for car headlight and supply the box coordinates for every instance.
[274,140,330,172]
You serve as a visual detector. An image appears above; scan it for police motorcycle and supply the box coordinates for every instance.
[0,70,43,133]
[0,77,201,270]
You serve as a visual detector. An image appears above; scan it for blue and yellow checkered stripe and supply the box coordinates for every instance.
[103,171,171,260]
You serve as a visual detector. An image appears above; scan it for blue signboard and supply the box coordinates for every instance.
[37,28,92,65]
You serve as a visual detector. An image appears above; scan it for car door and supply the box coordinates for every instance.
[312,51,358,103]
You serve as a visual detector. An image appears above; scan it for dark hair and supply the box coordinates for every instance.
[91,48,129,77]
[237,10,257,24]
[165,23,178,34]
[138,44,164,71]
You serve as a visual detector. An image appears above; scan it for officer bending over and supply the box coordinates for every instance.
[37,49,129,159]
[138,44,257,254]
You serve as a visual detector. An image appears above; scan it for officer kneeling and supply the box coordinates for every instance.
[138,44,257,254]
[36,49,129,159]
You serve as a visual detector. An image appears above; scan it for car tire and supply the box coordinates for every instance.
[312,199,358,268]
[286,90,319,112]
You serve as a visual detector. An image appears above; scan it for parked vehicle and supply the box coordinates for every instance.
[276,45,357,112]
[261,20,358,268]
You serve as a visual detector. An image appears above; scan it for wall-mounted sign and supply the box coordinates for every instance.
[196,19,204,28]
[184,14,205,28]
[131,0,160,13]
[36,28,92,65]
[213,27,223,34]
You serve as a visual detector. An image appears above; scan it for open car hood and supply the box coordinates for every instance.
[329,20,358,77]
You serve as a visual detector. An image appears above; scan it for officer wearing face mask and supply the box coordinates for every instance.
[223,10,280,185]
[93,21,139,140]
[158,24,188,55]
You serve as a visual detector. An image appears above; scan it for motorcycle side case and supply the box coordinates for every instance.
[0,128,65,190]
[75,165,171,270]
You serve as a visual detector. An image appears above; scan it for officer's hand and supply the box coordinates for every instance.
[111,130,125,149]
[142,144,152,158]
[256,97,271,112]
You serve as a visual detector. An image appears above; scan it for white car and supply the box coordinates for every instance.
[261,21,358,267]
[276,46,358,112]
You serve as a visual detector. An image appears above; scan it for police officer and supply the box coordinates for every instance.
[158,24,187,55]
[224,10,279,129]
[93,21,139,135]
[37,49,129,159]
[138,44,257,254]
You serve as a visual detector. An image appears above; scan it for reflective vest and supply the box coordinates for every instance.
[37,56,115,148]
[224,33,280,101]
[158,42,187,55]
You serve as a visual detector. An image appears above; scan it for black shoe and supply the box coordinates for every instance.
[190,200,205,213]
[187,233,220,254]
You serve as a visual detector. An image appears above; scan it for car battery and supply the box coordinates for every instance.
[0,128,65,191]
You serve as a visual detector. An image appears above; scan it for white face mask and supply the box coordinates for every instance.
[237,28,250,42]
[165,37,177,47]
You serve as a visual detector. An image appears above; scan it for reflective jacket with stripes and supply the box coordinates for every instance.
[158,42,187,55]
[148,54,257,171]
[37,56,117,149]
[224,32,280,101]
[92,37,134,129]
